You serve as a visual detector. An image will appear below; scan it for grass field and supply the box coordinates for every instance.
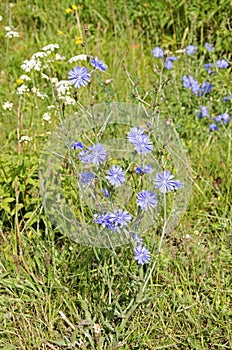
[0,1,231,349]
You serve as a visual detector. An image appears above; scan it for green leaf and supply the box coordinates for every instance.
[24,211,35,219]
[1,197,15,203]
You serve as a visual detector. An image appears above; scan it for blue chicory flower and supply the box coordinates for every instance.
[133,134,154,154]
[136,190,158,211]
[199,81,213,96]
[209,123,218,131]
[136,164,154,174]
[214,113,230,124]
[79,143,107,165]
[197,106,209,118]
[182,75,200,94]
[106,165,126,187]
[103,188,109,198]
[79,171,96,187]
[71,141,84,149]
[182,75,191,88]
[135,167,142,174]
[165,56,178,70]
[222,95,232,102]
[154,171,184,193]
[134,245,151,265]
[152,47,164,58]
[95,212,112,227]
[189,76,200,95]
[90,56,108,72]
[127,127,144,143]
[216,59,229,69]
[108,209,132,227]
[204,63,214,74]
[186,45,197,55]
[204,43,215,52]
[183,75,212,96]
[68,66,91,88]
[165,59,174,70]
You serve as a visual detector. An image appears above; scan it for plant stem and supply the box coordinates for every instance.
[119,194,167,332]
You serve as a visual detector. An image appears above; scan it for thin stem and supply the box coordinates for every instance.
[119,193,167,332]
[157,193,167,252]
[74,7,83,39]
[17,97,22,155]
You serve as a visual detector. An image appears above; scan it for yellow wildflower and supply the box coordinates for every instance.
[75,36,83,45]
[65,8,73,14]
[16,79,24,85]
[58,30,64,36]
[72,5,78,10]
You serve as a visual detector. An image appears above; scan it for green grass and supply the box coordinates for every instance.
[0,0,232,349]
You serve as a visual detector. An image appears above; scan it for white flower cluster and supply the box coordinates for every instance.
[19,135,32,143]
[21,43,59,73]
[19,74,31,81]
[37,91,48,99]
[50,78,58,84]
[5,31,19,38]
[47,105,56,110]
[68,54,88,63]
[32,51,48,59]
[21,58,42,72]
[42,112,51,122]
[2,101,13,111]
[55,80,72,100]
[42,43,59,52]
[31,87,48,99]
[16,84,29,95]
[55,53,66,61]
[64,96,76,105]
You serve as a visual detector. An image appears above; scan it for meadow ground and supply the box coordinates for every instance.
[0,1,231,349]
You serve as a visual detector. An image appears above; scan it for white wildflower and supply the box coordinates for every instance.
[41,73,50,80]
[42,112,51,122]
[36,91,48,99]
[55,80,72,99]
[68,54,88,63]
[64,96,76,105]
[19,135,32,143]
[21,57,42,72]
[32,51,48,59]
[47,105,56,110]
[2,101,13,111]
[105,79,113,85]
[50,77,58,84]
[42,43,59,52]
[16,84,29,95]
[5,30,19,38]
[19,74,31,81]
[5,26,11,31]
[0,16,3,21]
[55,53,66,61]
